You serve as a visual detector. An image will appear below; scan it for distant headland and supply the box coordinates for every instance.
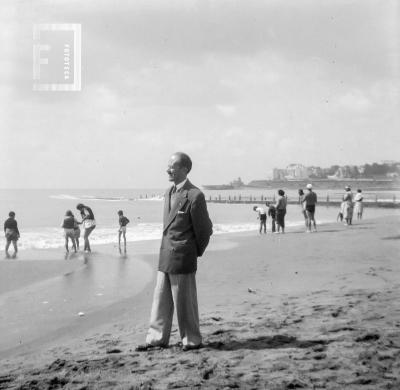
[202,161,400,190]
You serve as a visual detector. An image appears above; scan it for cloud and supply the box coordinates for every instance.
[337,90,372,112]
[215,105,236,117]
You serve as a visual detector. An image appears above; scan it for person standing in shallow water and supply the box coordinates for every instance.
[117,210,130,252]
[62,210,77,253]
[253,205,267,234]
[343,186,354,226]
[4,211,20,258]
[266,202,276,233]
[76,203,96,252]
[275,189,287,234]
[302,184,317,233]
[136,152,213,352]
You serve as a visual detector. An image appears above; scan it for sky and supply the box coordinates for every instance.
[0,0,399,188]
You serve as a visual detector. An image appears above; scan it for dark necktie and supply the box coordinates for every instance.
[169,186,178,212]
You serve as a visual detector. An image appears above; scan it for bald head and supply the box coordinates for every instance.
[166,152,192,184]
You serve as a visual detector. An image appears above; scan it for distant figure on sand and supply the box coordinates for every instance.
[76,203,96,252]
[136,152,213,352]
[266,202,276,233]
[118,210,130,251]
[343,186,354,226]
[275,189,287,234]
[302,184,317,233]
[62,210,77,253]
[4,211,20,258]
[253,205,267,234]
[354,189,364,220]
[298,189,307,227]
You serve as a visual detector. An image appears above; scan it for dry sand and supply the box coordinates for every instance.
[1,216,400,389]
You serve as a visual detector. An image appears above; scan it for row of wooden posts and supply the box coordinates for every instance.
[205,194,399,207]
[137,193,399,207]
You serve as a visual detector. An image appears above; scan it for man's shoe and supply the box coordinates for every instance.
[182,343,203,352]
[135,343,167,352]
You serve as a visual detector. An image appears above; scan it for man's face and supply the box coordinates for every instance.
[166,155,187,184]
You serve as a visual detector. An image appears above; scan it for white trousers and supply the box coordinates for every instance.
[146,271,201,347]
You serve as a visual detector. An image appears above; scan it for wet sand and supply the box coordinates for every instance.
[1,216,400,389]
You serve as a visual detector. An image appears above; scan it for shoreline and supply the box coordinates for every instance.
[3,203,397,254]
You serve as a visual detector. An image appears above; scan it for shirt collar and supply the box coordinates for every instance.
[175,178,188,192]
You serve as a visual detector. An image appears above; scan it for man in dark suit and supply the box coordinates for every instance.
[136,152,213,351]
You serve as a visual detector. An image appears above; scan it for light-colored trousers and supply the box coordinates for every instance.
[146,271,201,347]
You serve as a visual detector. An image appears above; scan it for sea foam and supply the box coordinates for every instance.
[0,220,331,251]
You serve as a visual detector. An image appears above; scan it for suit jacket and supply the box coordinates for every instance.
[158,179,213,274]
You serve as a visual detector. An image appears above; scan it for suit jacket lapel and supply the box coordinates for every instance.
[163,181,191,232]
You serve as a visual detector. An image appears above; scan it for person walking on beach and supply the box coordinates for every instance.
[302,184,317,233]
[354,189,364,220]
[118,210,130,251]
[266,202,276,233]
[136,152,213,352]
[76,203,96,252]
[275,189,287,234]
[343,186,354,226]
[253,205,267,234]
[4,211,20,258]
[62,210,77,253]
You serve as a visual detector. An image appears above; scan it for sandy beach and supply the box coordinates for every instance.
[1,215,400,389]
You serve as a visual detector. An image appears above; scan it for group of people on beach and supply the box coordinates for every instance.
[3,204,131,257]
[253,189,288,234]
[61,205,130,254]
[254,184,364,235]
[338,187,364,225]
[254,184,317,235]
[61,203,96,254]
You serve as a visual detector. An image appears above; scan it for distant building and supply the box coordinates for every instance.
[308,166,324,178]
[285,164,309,180]
[273,168,286,180]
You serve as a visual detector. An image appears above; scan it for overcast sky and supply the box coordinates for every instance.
[0,0,399,188]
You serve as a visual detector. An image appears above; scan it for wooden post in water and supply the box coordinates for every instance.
[239,194,241,201]
[218,194,221,201]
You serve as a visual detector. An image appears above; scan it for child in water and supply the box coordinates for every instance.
[62,210,77,253]
[266,202,276,233]
[118,210,130,251]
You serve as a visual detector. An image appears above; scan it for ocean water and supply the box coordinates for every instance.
[0,188,398,251]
